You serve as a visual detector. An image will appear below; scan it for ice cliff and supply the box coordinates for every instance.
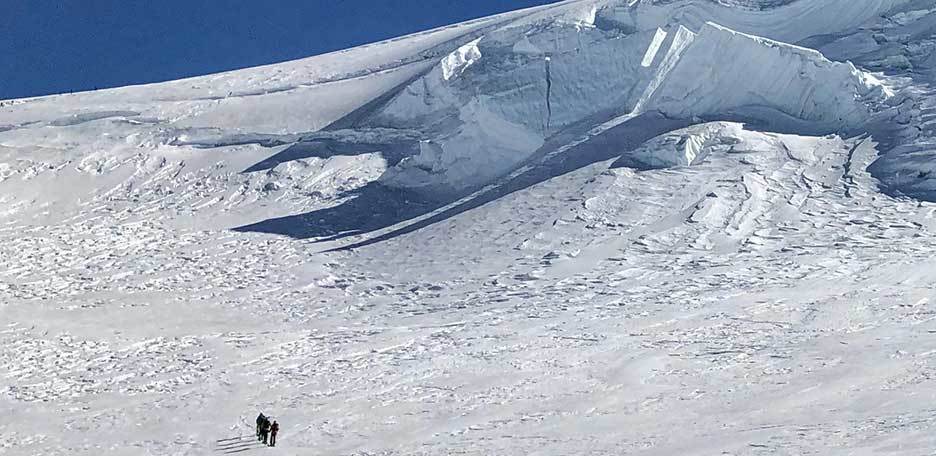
[362,2,893,195]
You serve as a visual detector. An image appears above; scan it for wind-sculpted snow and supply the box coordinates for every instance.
[9,1,936,455]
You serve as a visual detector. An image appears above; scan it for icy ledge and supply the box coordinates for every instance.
[376,20,891,195]
[637,22,892,131]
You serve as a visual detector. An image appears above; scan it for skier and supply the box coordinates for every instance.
[269,420,279,447]
[255,413,266,439]
[260,417,271,444]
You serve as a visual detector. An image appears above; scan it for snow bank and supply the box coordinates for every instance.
[618,122,744,169]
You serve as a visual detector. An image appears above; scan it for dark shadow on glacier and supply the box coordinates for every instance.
[323,112,693,251]
[866,106,934,201]
[232,183,444,240]
[234,106,874,246]
[233,112,689,244]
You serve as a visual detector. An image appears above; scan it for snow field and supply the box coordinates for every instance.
[5,0,936,454]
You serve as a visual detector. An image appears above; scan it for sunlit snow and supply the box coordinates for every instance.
[5,0,936,454]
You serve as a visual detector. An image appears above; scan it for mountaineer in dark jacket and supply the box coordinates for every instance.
[269,421,279,447]
[256,413,266,440]
[259,417,271,444]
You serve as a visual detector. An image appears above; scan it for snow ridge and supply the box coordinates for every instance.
[370,11,890,195]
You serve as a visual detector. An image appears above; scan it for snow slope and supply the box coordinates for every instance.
[5,0,936,455]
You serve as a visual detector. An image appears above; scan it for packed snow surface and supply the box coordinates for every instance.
[6,0,936,455]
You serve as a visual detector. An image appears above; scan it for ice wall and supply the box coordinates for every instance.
[371,10,891,195]
[639,22,891,131]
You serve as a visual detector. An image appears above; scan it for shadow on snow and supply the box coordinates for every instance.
[233,111,693,249]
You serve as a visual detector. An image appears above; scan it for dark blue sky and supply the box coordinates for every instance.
[2,0,559,100]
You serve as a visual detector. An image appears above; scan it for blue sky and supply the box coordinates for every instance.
[2,0,559,100]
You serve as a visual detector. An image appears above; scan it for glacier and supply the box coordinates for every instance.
[6,0,936,454]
